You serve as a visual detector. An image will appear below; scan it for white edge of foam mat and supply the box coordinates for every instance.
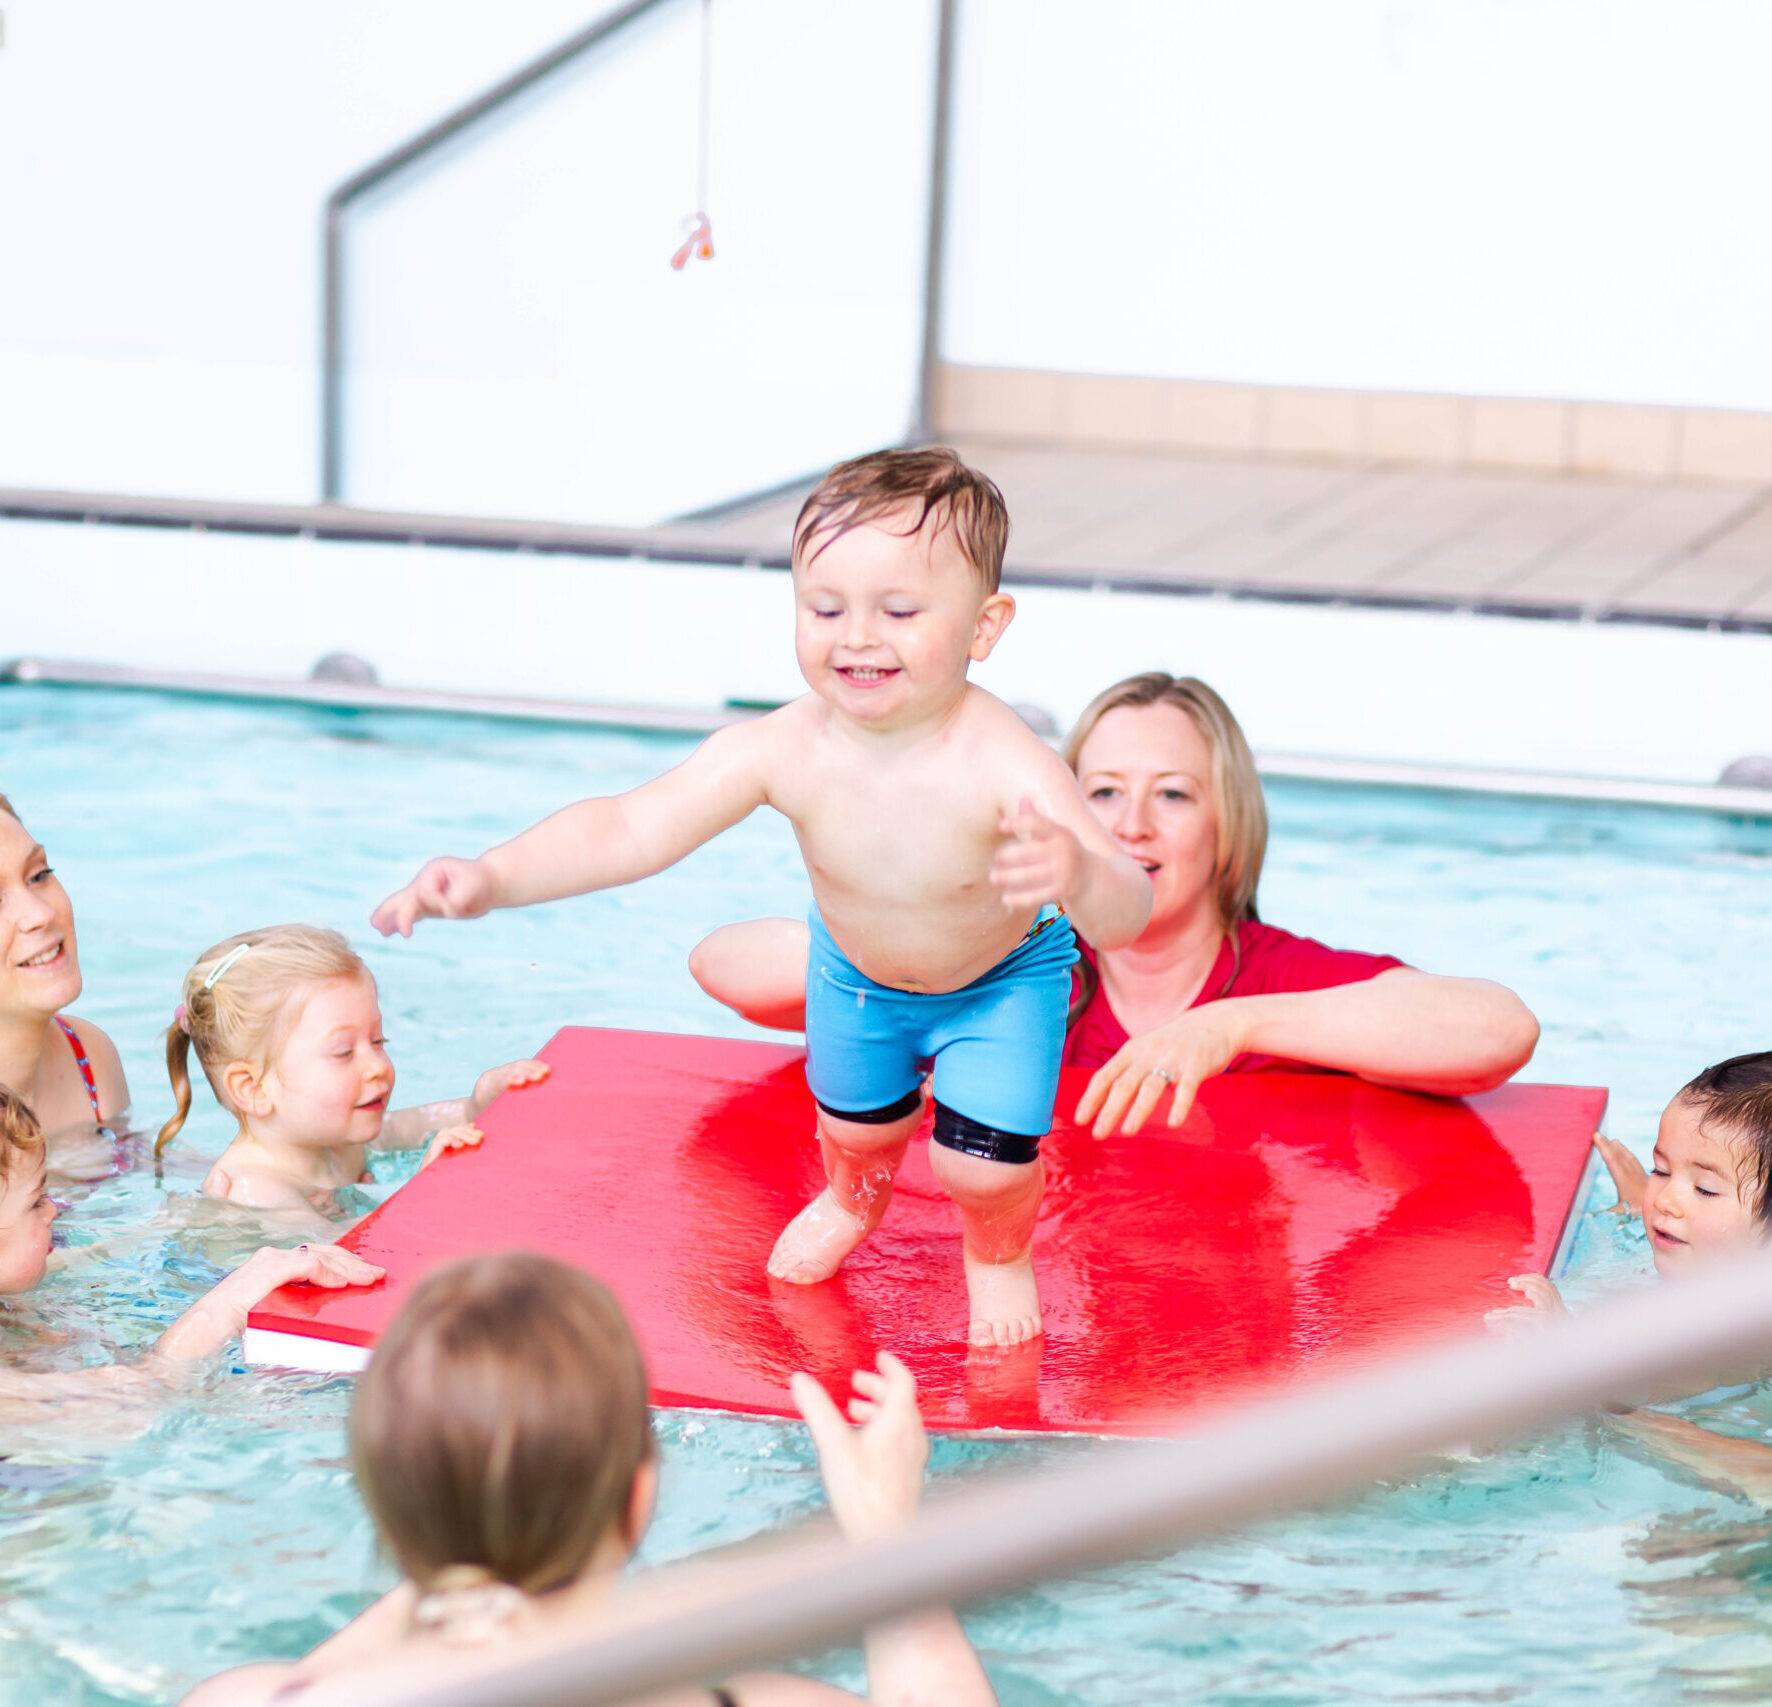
[243,1326,371,1374]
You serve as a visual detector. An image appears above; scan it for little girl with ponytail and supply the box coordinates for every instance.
[157,925,547,1217]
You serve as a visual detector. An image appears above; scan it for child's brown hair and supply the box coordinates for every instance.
[1681,1052,1772,1222]
[350,1252,653,1596]
[156,924,371,1157]
[0,1088,45,1181]
[793,446,1010,592]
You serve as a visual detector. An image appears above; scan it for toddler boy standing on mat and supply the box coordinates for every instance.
[372,448,1151,1346]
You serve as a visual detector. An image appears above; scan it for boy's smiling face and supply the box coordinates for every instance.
[792,506,1013,729]
[1641,1094,1761,1272]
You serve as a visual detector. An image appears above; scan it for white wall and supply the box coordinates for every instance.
[0,0,936,520]
[943,0,1772,412]
[6,0,1770,520]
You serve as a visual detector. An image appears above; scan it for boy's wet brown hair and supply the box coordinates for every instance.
[0,1088,45,1182]
[351,1252,654,1596]
[792,446,1010,592]
[1681,1052,1772,1222]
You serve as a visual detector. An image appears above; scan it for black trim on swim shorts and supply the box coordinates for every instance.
[814,1084,924,1126]
[930,1099,1042,1166]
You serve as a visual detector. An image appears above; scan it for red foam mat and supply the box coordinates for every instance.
[247,1027,1605,1435]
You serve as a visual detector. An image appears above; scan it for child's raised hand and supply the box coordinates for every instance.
[1484,1272,1568,1337]
[371,857,496,938]
[790,1350,928,1541]
[990,795,1083,911]
[1593,1133,1648,1216]
[471,1058,551,1115]
[421,1124,483,1169]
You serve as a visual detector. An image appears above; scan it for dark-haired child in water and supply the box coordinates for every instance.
[1490,1051,1772,1501]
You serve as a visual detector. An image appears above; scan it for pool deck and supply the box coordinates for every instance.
[678,438,1772,631]
[6,446,1772,634]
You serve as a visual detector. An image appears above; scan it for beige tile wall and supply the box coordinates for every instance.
[932,365,1772,485]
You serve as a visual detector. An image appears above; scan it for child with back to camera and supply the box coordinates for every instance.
[372,448,1153,1347]
[157,925,548,1225]
[0,1085,381,1409]
[182,1250,998,1707]
[1490,1051,1772,1501]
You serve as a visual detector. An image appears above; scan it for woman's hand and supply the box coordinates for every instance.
[1593,1133,1648,1216]
[371,856,497,937]
[1074,1004,1249,1136]
[989,797,1083,911]
[1484,1272,1568,1337]
[790,1351,928,1541]
[470,1058,550,1116]
[421,1124,483,1168]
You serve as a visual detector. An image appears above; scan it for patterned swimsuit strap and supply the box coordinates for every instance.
[54,1016,102,1118]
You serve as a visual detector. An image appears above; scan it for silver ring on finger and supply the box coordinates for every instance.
[1145,1068,1177,1084]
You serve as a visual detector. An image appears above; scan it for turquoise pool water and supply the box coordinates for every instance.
[4,683,1772,1705]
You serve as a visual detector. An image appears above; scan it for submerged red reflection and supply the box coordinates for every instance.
[250,1028,1604,1435]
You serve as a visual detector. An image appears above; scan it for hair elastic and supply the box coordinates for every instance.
[202,943,253,991]
[173,1003,190,1036]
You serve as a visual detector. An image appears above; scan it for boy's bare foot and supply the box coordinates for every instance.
[767,1190,872,1285]
[964,1248,1043,1347]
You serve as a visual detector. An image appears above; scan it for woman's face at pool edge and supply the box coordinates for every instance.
[1074,703,1221,936]
[0,811,82,1020]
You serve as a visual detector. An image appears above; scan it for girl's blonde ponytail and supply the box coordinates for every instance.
[156,1024,195,1158]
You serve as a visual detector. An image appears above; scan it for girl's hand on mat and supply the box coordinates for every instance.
[791,1351,928,1539]
[371,856,496,937]
[1593,1133,1648,1216]
[470,1058,551,1114]
[421,1124,483,1168]
[1074,1005,1246,1137]
[1484,1273,1567,1337]
[990,796,1083,911]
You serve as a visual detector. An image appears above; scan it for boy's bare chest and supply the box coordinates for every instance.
[778,760,1004,883]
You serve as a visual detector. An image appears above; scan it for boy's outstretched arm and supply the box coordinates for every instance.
[372,721,773,936]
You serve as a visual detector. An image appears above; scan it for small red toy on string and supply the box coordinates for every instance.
[671,212,713,271]
[671,0,715,269]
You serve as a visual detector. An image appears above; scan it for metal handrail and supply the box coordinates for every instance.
[320,0,958,501]
[284,1246,1772,1707]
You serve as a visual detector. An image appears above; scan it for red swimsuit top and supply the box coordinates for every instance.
[55,1016,103,1119]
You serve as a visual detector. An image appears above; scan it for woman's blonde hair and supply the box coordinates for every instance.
[351,1253,654,1598]
[1062,672,1268,928]
[156,924,371,1158]
[0,1088,45,1180]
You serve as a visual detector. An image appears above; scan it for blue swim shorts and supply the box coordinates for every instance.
[803,905,1078,1157]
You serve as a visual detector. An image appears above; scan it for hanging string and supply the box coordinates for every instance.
[670,0,715,269]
